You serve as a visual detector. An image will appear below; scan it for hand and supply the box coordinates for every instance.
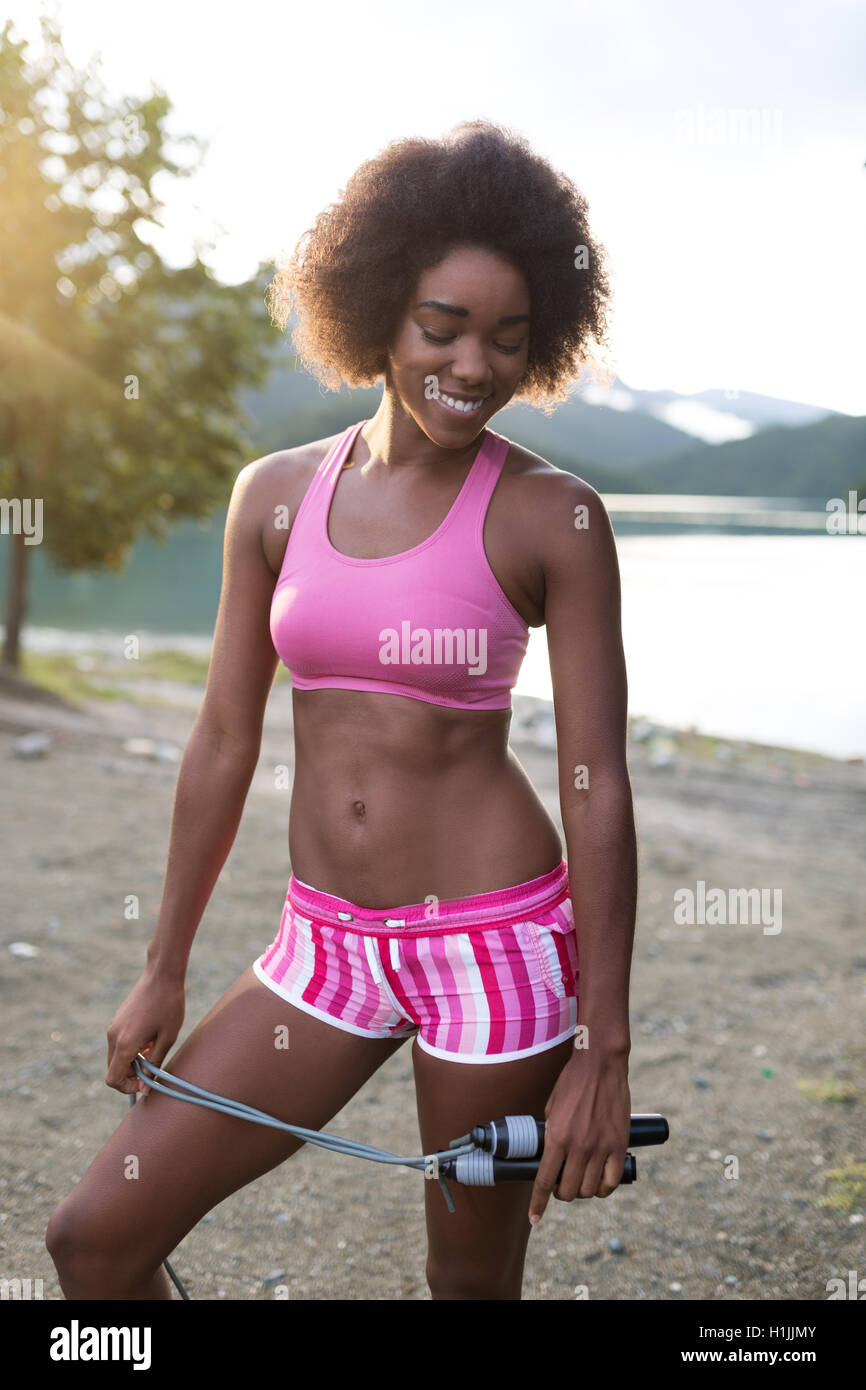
[105,965,186,1096]
[528,1047,630,1224]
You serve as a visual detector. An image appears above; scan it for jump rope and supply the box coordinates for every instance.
[128,1051,669,1301]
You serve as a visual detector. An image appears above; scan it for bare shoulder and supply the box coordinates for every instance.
[502,434,603,506]
[497,434,613,569]
[236,432,343,577]
[242,431,339,497]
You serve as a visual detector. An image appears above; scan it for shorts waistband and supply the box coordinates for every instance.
[286,857,570,935]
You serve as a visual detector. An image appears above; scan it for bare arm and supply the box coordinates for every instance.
[106,454,285,1090]
[528,471,636,1219]
[144,456,283,980]
[546,475,636,1051]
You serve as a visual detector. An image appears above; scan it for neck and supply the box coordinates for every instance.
[356,387,487,475]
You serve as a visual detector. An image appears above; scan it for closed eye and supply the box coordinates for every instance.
[421,329,524,354]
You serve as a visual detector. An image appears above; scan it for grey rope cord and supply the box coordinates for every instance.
[131,1054,475,1181]
[125,1051,478,1300]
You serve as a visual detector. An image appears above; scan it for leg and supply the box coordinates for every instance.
[413,1036,575,1301]
[46,966,409,1299]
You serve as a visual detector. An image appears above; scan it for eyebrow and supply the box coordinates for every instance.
[416,299,530,326]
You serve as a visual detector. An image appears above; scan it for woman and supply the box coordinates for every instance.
[46,119,636,1301]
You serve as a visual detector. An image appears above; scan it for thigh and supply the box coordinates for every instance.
[53,966,409,1272]
[413,1036,575,1300]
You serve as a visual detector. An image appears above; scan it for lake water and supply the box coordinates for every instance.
[7,509,865,761]
[516,531,865,760]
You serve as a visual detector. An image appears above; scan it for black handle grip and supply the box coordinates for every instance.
[625,1114,669,1147]
[491,1153,637,1184]
[469,1113,669,1158]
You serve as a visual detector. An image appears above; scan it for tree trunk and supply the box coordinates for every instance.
[2,450,29,670]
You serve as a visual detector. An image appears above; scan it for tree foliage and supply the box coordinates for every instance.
[0,13,277,661]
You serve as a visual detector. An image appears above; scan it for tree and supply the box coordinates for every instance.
[0,12,278,667]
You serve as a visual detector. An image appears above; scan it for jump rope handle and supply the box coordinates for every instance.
[468,1113,669,1158]
[444,1150,637,1185]
[440,1113,669,1187]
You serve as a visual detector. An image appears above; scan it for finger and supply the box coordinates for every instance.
[577,1152,611,1199]
[106,1037,153,1094]
[596,1150,626,1198]
[106,1051,139,1095]
[138,1036,180,1097]
[105,1036,134,1094]
[529,1142,565,1225]
[552,1145,593,1202]
[135,1040,158,1095]
[125,1043,151,1096]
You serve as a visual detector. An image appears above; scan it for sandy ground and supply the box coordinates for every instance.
[1,673,864,1302]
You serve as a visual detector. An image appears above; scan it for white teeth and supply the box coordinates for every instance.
[441,394,483,413]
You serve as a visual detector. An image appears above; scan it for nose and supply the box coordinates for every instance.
[450,337,493,388]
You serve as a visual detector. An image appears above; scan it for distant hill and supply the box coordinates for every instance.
[239,349,848,496]
[608,383,835,432]
[241,361,706,469]
[626,413,866,498]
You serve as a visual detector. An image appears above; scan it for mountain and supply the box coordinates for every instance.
[238,348,845,495]
[595,381,835,437]
[623,413,866,498]
[240,359,709,466]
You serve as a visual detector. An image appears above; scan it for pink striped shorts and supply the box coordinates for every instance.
[252,858,579,1064]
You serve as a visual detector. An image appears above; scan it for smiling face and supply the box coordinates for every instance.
[384,244,531,446]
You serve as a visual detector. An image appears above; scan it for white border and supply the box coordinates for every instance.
[252,956,416,1041]
[413,1021,578,1065]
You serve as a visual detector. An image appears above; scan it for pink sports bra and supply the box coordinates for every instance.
[269,420,531,711]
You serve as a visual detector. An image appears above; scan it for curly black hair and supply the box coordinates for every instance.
[266,118,614,409]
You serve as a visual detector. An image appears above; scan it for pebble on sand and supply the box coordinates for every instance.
[12,731,52,759]
[121,736,182,763]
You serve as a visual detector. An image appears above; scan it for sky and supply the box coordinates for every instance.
[7,0,866,415]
